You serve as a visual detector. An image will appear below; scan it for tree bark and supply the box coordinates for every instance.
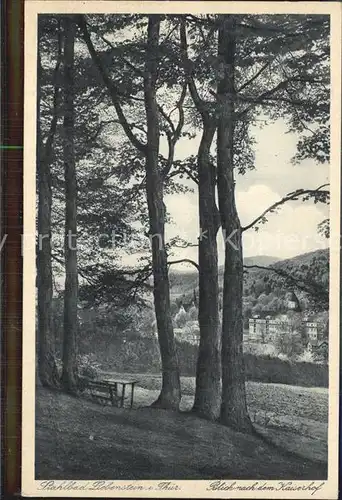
[79,14,181,408]
[37,111,59,388]
[216,15,253,432]
[62,16,78,393]
[36,29,61,388]
[179,20,222,420]
[144,15,181,410]
[192,121,221,420]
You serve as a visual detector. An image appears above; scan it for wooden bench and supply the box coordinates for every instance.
[103,378,139,409]
[79,378,122,406]
[79,377,138,408]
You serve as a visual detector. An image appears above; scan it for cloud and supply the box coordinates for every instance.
[129,118,330,270]
[163,181,328,268]
[236,184,280,226]
[165,191,198,244]
[237,186,328,259]
[236,120,329,211]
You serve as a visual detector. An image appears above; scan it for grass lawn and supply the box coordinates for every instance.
[101,372,328,463]
[36,374,328,480]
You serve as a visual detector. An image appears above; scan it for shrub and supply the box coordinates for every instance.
[175,307,187,328]
[244,353,328,387]
[55,357,62,377]
[77,354,101,379]
[54,354,101,380]
[296,350,315,363]
[188,305,198,321]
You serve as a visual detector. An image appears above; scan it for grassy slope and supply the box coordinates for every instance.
[107,373,328,463]
[36,379,327,480]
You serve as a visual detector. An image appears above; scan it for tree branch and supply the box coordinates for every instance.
[237,75,327,118]
[237,61,271,93]
[242,184,329,232]
[78,15,147,154]
[158,104,176,134]
[162,81,187,178]
[168,259,199,271]
[244,264,329,303]
[180,18,210,119]
[98,32,145,78]
[173,241,199,248]
[40,20,63,166]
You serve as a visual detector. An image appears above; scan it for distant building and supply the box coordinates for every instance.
[286,290,301,312]
[246,289,327,345]
[310,340,328,362]
[305,321,319,342]
[248,311,322,345]
[248,314,291,343]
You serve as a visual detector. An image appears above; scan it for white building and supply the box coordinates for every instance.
[248,314,320,344]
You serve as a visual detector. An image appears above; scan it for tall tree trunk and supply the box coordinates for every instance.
[79,14,181,408]
[144,15,181,410]
[36,31,61,388]
[62,16,78,393]
[216,15,252,432]
[179,20,221,419]
[37,108,59,389]
[192,121,221,420]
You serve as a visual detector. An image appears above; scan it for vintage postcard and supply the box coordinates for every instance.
[22,1,340,498]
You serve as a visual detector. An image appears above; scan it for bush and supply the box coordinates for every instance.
[78,354,101,379]
[77,335,328,387]
[244,353,328,387]
[54,354,101,380]
[176,340,198,376]
[244,342,278,358]
[296,350,315,363]
[188,305,198,321]
[175,307,187,328]
[275,331,304,358]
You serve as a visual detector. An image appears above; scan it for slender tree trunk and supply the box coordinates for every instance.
[78,14,181,408]
[216,15,252,432]
[37,114,59,388]
[144,15,181,410]
[62,16,78,393]
[36,35,60,388]
[192,121,221,420]
[179,20,221,419]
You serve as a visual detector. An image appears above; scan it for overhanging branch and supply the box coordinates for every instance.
[78,15,147,155]
[242,184,329,232]
[162,81,188,179]
[244,264,329,303]
[168,259,199,271]
[180,18,210,120]
[237,61,271,93]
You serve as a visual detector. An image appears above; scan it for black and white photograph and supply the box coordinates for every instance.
[22,1,340,497]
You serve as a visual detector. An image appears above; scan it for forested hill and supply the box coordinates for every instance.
[170,249,329,313]
[244,256,280,268]
[169,255,280,295]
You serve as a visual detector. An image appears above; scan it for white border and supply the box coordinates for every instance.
[22,2,341,498]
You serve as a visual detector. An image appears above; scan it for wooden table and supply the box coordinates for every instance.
[100,378,139,408]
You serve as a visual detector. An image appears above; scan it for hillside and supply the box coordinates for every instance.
[169,255,280,296]
[244,255,280,267]
[243,248,329,315]
[36,385,326,480]
[170,249,329,314]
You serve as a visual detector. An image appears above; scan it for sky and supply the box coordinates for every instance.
[81,16,330,272]
[160,118,329,270]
